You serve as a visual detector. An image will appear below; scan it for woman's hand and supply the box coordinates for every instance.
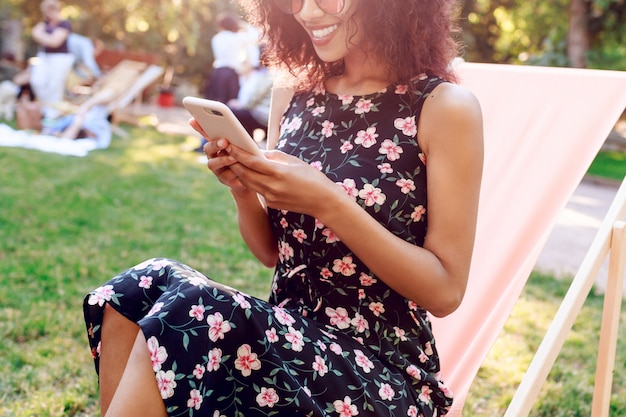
[189,118,250,195]
[225,145,341,219]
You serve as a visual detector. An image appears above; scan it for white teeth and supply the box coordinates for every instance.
[312,25,338,39]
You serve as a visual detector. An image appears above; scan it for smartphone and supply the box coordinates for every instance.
[182,96,263,157]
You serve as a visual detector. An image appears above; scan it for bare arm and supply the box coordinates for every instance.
[226,83,484,317]
[31,22,70,49]
[193,122,278,268]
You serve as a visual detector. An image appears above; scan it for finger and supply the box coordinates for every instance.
[188,118,207,137]
[203,138,230,158]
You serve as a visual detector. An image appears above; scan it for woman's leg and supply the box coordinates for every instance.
[103,327,168,417]
[99,304,140,414]
[99,304,167,417]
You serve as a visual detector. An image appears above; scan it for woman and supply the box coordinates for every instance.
[30,0,74,120]
[83,0,484,416]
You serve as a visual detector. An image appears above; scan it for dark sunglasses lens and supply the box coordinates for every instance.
[317,0,344,14]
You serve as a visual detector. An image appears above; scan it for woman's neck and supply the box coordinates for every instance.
[325,52,393,96]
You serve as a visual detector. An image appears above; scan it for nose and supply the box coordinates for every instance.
[297,0,324,19]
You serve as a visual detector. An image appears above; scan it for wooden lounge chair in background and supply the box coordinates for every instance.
[431,62,626,417]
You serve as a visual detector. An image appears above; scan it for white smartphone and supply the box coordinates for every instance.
[182,96,263,157]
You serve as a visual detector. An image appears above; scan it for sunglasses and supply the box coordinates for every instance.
[271,0,346,15]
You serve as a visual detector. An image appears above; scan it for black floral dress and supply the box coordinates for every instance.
[84,74,453,417]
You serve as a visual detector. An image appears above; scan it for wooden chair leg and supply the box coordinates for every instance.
[591,220,626,417]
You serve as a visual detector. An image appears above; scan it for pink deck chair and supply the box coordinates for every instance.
[431,62,626,416]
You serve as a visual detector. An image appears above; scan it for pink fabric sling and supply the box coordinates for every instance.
[431,62,626,416]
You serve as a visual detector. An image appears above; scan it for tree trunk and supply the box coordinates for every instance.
[567,0,590,68]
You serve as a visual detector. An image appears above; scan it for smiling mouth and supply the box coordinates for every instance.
[311,24,338,39]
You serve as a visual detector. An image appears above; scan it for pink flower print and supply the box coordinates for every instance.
[418,385,433,404]
[354,98,373,114]
[350,313,369,333]
[358,184,386,207]
[394,116,417,137]
[424,341,433,356]
[188,304,205,321]
[320,267,333,279]
[325,306,351,329]
[368,302,385,317]
[322,120,335,137]
[378,383,395,401]
[312,105,326,116]
[187,275,208,287]
[333,396,359,417]
[439,381,454,398]
[187,389,203,410]
[284,116,303,134]
[337,178,359,200]
[322,228,339,243]
[138,275,153,289]
[359,273,377,286]
[411,205,426,222]
[379,139,404,161]
[377,162,393,174]
[156,369,177,399]
[340,140,354,154]
[407,405,418,417]
[418,152,426,165]
[355,126,378,148]
[234,344,261,377]
[147,302,164,317]
[310,161,323,171]
[419,351,429,363]
[418,73,428,80]
[306,97,315,107]
[354,349,374,373]
[233,292,251,309]
[285,326,305,351]
[272,306,296,326]
[193,364,205,379]
[256,387,280,408]
[394,326,408,341]
[280,217,288,228]
[292,229,307,243]
[338,94,354,105]
[406,365,421,379]
[358,289,365,300]
[207,347,222,372]
[330,342,343,355]
[278,241,294,262]
[265,327,279,343]
[395,84,408,94]
[312,355,329,376]
[315,219,324,229]
[134,258,169,271]
[87,285,115,306]
[316,339,327,351]
[408,300,418,311]
[207,312,231,342]
[396,178,416,194]
[147,336,168,371]
[333,256,357,276]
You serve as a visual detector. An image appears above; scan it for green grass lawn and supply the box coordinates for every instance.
[0,125,624,416]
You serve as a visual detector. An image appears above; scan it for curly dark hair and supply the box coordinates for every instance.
[239,0,461,90]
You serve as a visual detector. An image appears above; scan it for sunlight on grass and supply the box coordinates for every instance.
[1,126,625,416]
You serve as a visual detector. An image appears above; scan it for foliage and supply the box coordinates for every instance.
[0,0,246,92]
[459,0,626,70]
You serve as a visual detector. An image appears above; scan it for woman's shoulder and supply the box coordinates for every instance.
[418,81,483,154]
